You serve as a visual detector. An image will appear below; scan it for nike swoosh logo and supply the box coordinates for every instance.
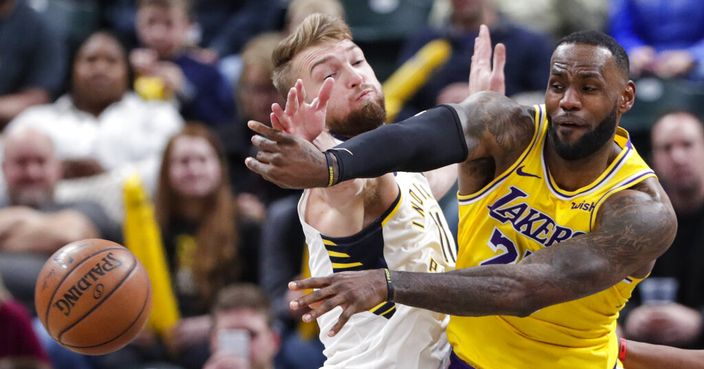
[516,165,541,179]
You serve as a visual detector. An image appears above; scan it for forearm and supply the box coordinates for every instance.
[26,211,99,252]
[330,105,467,182]
[624,340,704,369]
[392,265,545,317]
[0,89,50,125]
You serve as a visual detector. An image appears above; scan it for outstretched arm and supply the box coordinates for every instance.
[290,178,676,336]
[246,102,472,188]
[624,339,704,369]
[0,207,100,253]
[246,25,529,189]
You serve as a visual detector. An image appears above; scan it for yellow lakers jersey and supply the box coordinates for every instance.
[449,105,656,369]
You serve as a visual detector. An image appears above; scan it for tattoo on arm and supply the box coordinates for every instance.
[455,91,534,163]
[392,180,676,317]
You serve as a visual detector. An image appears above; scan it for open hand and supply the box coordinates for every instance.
[469,24,506,95]
[271,78,334,142]
[288,269,388,337]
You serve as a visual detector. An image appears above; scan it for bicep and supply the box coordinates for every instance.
[451,92,534,194]
[521,183,676,305]
[451,91,534,163]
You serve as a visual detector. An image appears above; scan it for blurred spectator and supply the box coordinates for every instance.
[491,0,607,39]
[624,111,704,347]
[215,32,293,214]
[26,0,102,57]
[0,127,114,252]
[132,0,235,126]
[610,0,704,80]
[102,0,281,59]
[7,30,182,188]
[0,0,66,128]
[204,284,280,369]
[284,0,345,35]
[0,275,50,368]
[194,0,281,59]
[395,0,552,119]
[155,124,260,368]
[258,195,325,369]
[0,127,117,311]
[219,32,282,189]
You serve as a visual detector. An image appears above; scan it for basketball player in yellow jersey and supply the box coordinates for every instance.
[245,27,678,368]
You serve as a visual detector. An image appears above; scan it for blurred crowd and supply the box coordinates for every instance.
[2,0,704,368]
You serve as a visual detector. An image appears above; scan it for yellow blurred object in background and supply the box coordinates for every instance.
[123,173,180,338]
[134,76,170,101]
[383,39,451,121]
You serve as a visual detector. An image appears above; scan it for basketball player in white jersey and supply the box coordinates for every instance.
[260,14,502,368]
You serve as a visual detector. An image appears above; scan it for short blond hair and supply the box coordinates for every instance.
[272,13,352,97]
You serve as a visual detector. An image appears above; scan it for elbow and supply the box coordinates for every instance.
[505,292,542,317]
[512,301,541,317]
[485,279,545,317]
[503,276,558,317]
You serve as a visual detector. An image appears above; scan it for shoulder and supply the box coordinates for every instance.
[600,177,671,216]
[454,92,535,149]
[7,101,61,128]
[595,177,676,251]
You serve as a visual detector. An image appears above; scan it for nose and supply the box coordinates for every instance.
[25,162,45,181]
[670,145,690,164]
[559,87,582,112]
[344,64,364,88]
[149,24,169,42]
[93,58,110,74]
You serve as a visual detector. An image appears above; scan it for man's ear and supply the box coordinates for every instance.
[620,80,636,113]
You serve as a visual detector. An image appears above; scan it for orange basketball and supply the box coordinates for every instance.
[34,239,152,355]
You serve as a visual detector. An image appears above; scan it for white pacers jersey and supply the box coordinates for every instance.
[298,172,456,369]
